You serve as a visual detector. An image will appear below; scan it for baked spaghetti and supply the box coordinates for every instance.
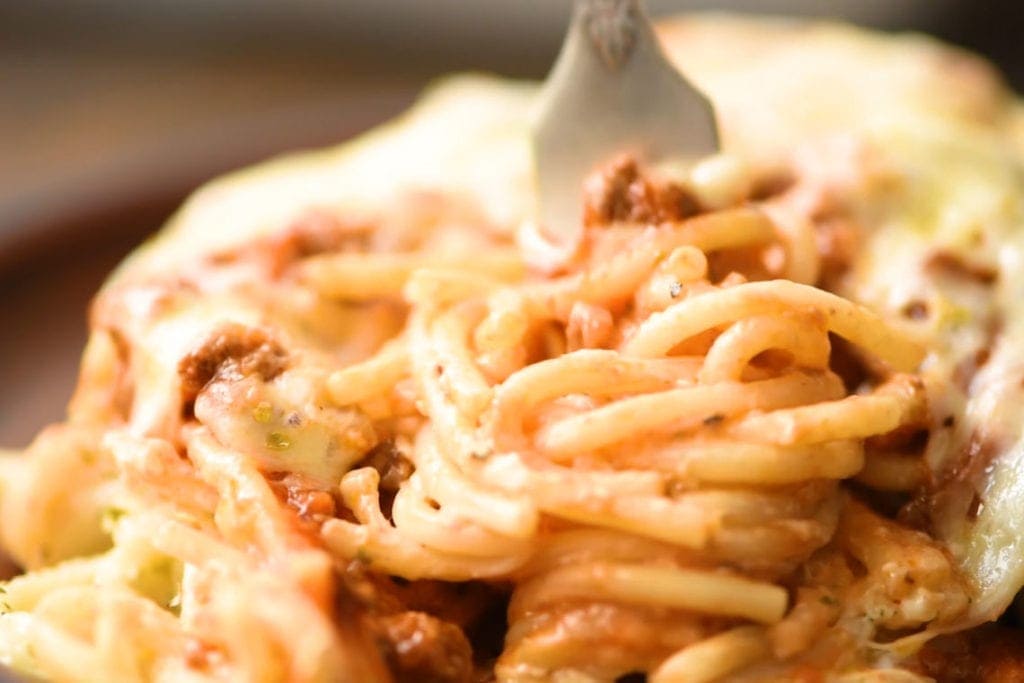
[3,14,1024,683]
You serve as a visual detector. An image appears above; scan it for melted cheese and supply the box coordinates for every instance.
[68,11,1024,637]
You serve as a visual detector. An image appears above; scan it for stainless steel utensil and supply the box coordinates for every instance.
[533,0,719,238]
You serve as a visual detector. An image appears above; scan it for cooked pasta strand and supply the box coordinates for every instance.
[509,563,789,624]
[650,626,769,683]
[623,280,924,371]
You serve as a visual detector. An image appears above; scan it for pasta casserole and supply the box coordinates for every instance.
[3,14,1024,682]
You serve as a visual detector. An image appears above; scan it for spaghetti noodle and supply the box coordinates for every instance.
[3,13,1024,683]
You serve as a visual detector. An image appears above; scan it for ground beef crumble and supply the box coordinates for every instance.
[336,561,508,683]
[177,322,289,408]
[915,625,1024,682]
[582,155,700,226]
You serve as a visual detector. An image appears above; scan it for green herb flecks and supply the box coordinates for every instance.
[252,401,273,424]
[266,431,292,451]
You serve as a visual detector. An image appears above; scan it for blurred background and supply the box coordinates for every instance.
[2,0,1024,448]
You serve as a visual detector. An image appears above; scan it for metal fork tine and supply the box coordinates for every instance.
[533,0,719,239]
